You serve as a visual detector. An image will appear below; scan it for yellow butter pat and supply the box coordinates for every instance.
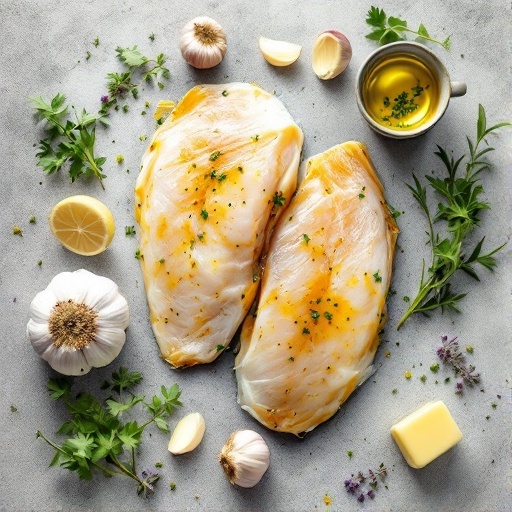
[390,400,462,469]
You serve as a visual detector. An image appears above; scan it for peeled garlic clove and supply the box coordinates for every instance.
[219,429,270,488]
[312,30,352,79]
[180,16,227,69]
[168,412,206,455]
[259,36,302,67]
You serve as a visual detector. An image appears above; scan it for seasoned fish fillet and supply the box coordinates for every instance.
[235,141,398,435]
[135,83,303,367]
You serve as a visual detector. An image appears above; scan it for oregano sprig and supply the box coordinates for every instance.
[365,6,451,49]
[397,105,511,329]
[36,367,182,497]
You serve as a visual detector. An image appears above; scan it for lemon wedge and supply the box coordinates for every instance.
[49,195,115,256]
[259,37,302,67]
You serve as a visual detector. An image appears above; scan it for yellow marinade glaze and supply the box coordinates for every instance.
[390,400,463,469]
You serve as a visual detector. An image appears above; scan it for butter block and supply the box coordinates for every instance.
[390,400,462,469]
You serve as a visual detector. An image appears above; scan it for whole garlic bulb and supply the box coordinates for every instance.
[219,430,270,488]
[179,16,227,69]
[27,269,129,376]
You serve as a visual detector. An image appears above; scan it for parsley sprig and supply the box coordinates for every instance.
[37,368,182,497]
[365,6,451,50]
[101,46,170,114]
[31,93,108,188]
[397,105,511,329]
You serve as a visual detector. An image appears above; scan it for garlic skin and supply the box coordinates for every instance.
[219,430,270,488]
[179,16,227,69]
[27,269,129,376]
[312,30,352,79]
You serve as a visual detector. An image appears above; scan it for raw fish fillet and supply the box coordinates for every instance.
[235,141,398,435]
[135,83,303,367]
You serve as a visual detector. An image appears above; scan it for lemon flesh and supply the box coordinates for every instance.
[49,195,115,256]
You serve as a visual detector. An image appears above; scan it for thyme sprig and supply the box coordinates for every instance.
[37,367,182,497]
[397,105,511,329]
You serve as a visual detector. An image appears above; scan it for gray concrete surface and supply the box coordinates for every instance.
[1,1,511,510]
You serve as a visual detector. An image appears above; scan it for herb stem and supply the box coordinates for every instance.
[36,430,68,456]
[108,453,143,484]
[401,27,445,46]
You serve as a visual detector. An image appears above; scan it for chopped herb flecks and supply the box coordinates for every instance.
[272,191,286,207]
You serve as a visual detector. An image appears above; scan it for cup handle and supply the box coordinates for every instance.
[450,81,467,97]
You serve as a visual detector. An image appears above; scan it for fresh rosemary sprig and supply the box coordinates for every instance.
[365,6,451,50]
[397,105,511,329]
[31,93,108,189]
[37,367,182,497]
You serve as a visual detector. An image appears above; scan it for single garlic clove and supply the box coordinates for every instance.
[168,412,206,455]
[219,429,270,488]
[312,30,352,79]
[180,16,227,69]
[259,37,302,67]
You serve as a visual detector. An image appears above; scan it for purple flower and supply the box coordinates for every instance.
[344,478,360,495]
[436,335,480,394]
[344,465,387,503]
[101,95,109,103]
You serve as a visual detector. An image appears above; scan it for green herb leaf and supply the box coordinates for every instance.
[37,368,182,496]
[365,6,450,49]
[47,378,72,400]
[30,94,107,188]
[102,47,170,115]
[116,46,149,67]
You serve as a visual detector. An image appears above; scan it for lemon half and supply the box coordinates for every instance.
[49,195,115,256]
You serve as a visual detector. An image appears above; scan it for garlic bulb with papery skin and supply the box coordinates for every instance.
[27,269,129,376]
[312,30,352,79]
[219,430,270,488]
[179,16,227,69]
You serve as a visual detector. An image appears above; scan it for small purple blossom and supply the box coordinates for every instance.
[344,464,387,503]
[101,95,109,103]
[344,478,360,495]
[137,469,160,498]
[437,335,480,394]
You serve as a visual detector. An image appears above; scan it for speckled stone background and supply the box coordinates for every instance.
[1,1,511,511]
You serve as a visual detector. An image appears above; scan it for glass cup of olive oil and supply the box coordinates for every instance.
[356,42,466,139]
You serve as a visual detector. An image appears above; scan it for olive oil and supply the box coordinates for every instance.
[362,53,440,131]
